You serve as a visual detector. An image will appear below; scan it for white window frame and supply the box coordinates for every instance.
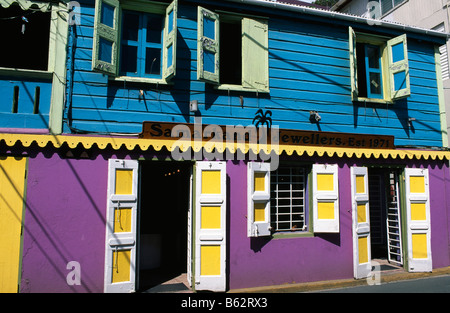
[349,27,411,104]
[92,0,177,85]
[270,164,308,233]
[197,6,269,93]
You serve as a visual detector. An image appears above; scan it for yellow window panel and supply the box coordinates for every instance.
[113,208,132,233]
[358,236,369,264]
[317,174,334,191]
[357,204,367,223]
[317,202,335,219]
[411,203,427,221]
[356,175,365,194]
[201,206,221,229]
[200,245,221,276]
[201,170,221,194]
[112,250,131,283]
[254,173,266,192]
[254,203,266,222]
[115,169,133,195]
[409,176,425,193]
[412,234,428,259]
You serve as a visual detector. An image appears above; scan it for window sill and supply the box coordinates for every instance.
[215,84,269,93]
[355,97,393,105]
[0,67,53,80]
[272,231,314,239]
[111,76,171,85]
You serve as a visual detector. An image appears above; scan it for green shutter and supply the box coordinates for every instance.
[163,0,178,80]
[349,26,358,101]
[242,18,269,92]
[92,0,120,76]
[387,34,411,100]
[197,6,220,84]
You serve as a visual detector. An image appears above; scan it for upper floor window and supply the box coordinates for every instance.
[197,6,269,93]
[92,0,177,83]
[0,4,51,71]
[349,27,411,103]
[370,0,407,18]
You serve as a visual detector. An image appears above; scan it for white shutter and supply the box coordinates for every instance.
[92,0,120,75]
[242,18,269,92]
[194,161,226,292]
[351,167,371,279]
[405,168,432,272]
[349,26,358,101]
[197,6,220,84]
[387,34,411,99]
[439,44,450,81]
[247,162,271,237]
[104,159,139,293]
[163,0,178,80]
[312,164,339,233]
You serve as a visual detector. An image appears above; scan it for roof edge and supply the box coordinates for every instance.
[223,0,449,39]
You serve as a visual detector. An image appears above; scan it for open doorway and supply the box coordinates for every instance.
[368,168,404,271]
[137,161,192,292]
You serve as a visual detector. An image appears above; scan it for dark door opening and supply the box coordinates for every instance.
[368,168,404,269]
[137,161,192,292]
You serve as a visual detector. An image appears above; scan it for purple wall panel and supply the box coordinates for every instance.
[20,153,108,293]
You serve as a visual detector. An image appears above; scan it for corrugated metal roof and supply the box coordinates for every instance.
[225,0,449,39]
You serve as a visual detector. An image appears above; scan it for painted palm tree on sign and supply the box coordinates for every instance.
[253,109,272,128]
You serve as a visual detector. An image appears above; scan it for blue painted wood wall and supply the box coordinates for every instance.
[64,0,444,147]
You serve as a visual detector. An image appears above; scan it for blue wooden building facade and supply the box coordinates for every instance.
[1,0,450,293]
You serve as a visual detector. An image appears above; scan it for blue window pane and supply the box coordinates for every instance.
[99,38,113,63]
[167,44,173,68]
[203,50,215,73]
[168,10,174,33]
[145,48,161,75]
[101,2,115,28]
[203,17,215,40]
[120,45,138,74]
[146,15,163,44]
[394,71,407,91]
[392,42,404,63]
[122,12,139,42]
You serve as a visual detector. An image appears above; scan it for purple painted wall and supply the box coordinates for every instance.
[18,151,450,292]
[227,160,354,290]
[428,162,450,269]
[227,159,450,290]
[21,152,108,293]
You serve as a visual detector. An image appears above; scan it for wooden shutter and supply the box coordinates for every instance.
[104,159,138,293]
[242,18,269,92]
[405,168,432,272]
[351,167,371,279]
[349,27,359,101]
[197,6,220,84]
[312,164,339,233]
[0,157,27,293]
[163,0,178,80]
[92,0,119,76]
[387,34,411,99]
[194,161,226,292]
[247,162,271,237]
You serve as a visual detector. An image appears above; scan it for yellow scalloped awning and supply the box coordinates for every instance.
[1,133,450,161]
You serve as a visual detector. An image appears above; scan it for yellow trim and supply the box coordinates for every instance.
[0,156,27,293]
[1,133,449,160]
